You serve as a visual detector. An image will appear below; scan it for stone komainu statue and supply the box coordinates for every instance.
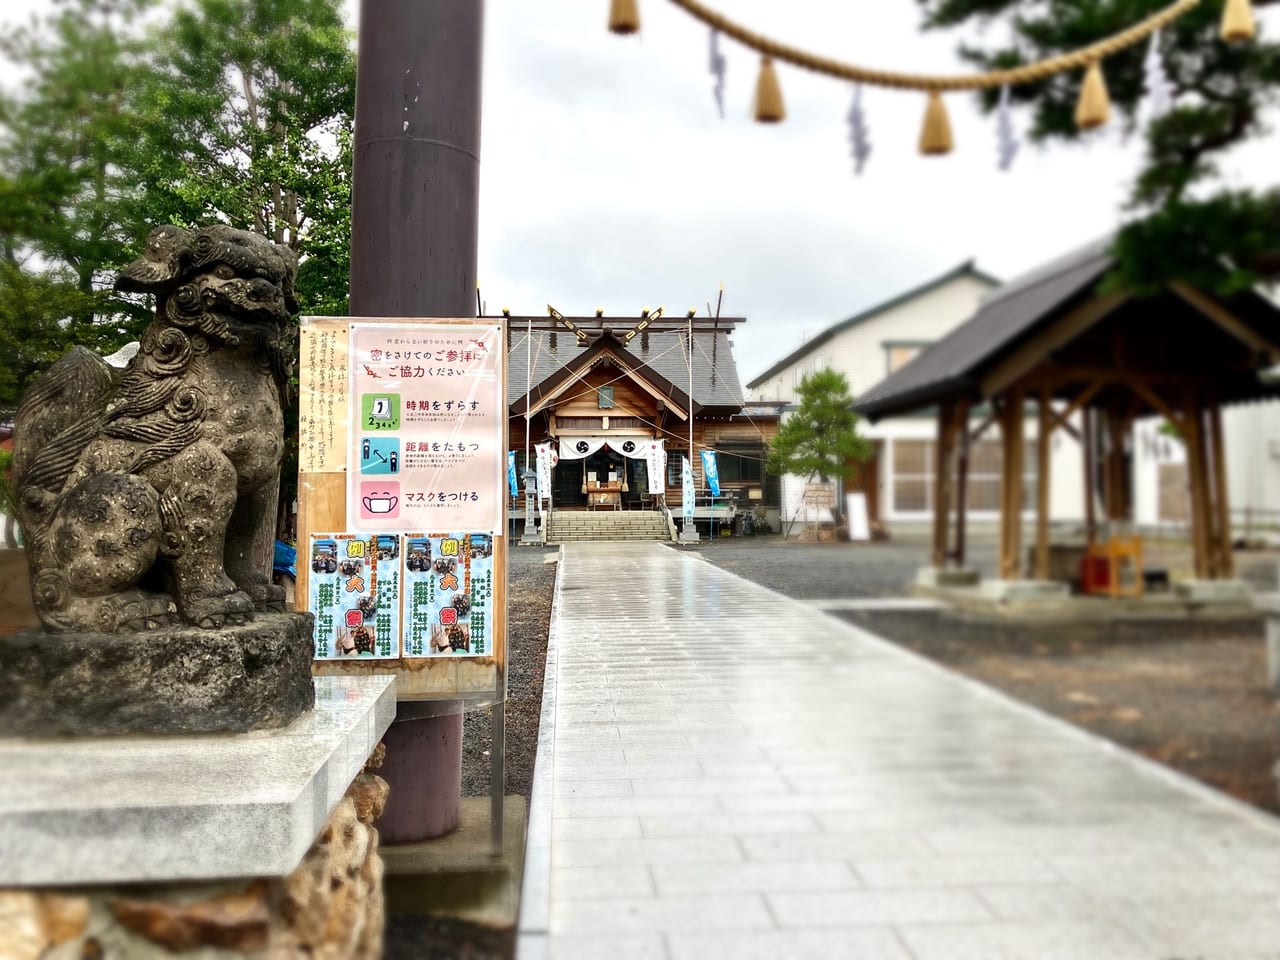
[13,225,297,633]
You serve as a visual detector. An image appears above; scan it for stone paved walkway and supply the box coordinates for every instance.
[517,542,1280,960]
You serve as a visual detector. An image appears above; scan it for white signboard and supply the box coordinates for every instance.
[846,492,871,541]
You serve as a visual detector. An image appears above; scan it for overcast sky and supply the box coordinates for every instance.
[3,1,1277,387]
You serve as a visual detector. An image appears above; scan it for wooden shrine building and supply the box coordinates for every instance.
[854,238,1280,584]
[504,309,776,510]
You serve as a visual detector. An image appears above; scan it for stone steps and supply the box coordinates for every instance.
[547,512,671,543]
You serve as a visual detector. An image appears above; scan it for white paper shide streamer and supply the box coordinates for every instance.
[709,28,727,119]
[1143,28,1174,122]
[996,84,1020,171]
[847,84,871,175]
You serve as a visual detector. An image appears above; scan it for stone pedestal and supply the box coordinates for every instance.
[520,517,546,546]
[977,578,1072,605]
[1174,579,1254,606]
[0,676,396,960]
[916,566,981,588]
[0,612,315,737]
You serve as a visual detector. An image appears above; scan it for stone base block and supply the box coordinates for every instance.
[383,795,527,929]
[0,766,389,960]
[977,579,1071,605]
[916,566,981,588]
[0,611,315,737]
[1174,579,1254,606]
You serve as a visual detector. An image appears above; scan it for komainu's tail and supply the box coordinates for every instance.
[12,346,116,549]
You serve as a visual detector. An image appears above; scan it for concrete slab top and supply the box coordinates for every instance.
[0,675,396,887]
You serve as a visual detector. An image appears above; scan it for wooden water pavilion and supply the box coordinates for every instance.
[854,238,1280,585]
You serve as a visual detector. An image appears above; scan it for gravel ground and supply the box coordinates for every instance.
[668,527,1279,598]
[683,531,1280,815]
[668,529,991,598]
[461,545,559,798]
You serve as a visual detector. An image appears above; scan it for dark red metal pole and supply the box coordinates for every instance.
[350,0,484,843]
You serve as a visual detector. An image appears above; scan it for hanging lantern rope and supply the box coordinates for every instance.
[664,0,1206,92]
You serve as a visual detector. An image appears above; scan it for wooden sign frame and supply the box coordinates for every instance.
[296,317,507,704]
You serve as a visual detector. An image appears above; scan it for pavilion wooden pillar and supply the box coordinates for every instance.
[1082,407,1097,546]
[931,403,951,568]
[953,401,972,568]
[1103,409,1129,523]
[1035,389,1052,581]
[1209,399,1234,578]
[931,401,966,568]
[1182,391,1213,579]
[998,387,1026,580]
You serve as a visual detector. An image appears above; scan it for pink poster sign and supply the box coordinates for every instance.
[348,322,504,532]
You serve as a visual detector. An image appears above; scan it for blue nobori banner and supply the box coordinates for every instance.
[701,449,721,497]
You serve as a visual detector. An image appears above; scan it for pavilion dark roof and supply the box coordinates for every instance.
[854,236,1280,421]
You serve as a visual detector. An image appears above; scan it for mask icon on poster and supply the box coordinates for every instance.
[359,480,401,520]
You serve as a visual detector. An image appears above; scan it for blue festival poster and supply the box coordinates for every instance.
[308,532,401,659]
[402,532,495,658]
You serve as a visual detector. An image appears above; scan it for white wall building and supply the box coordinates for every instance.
[1133,400,1280,538]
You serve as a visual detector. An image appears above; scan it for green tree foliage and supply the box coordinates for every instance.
[0,0,157,413]
[129,0,354,312]
[0,0,355,417]
[916,0,1280,293]
[765,370,873,487]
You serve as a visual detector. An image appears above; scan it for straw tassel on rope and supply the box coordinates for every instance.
[1220,0,1256,42]
[1074,61,1111,130]
[918,91,953,155]
[753,55,785,122]
[609,0,640,34]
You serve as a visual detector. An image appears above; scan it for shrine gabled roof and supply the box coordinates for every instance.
[506,317,746,412]
[853,236,1280,421]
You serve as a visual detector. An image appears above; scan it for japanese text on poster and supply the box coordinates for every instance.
[298,321,350,473]
[348,323,504,532]
[308,533,402,659]
[402,532,495,658]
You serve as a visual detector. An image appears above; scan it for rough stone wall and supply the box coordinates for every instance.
[0,748,389,960]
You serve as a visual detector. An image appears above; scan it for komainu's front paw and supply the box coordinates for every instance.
[239,581,286,611]
[184,590,255,629]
